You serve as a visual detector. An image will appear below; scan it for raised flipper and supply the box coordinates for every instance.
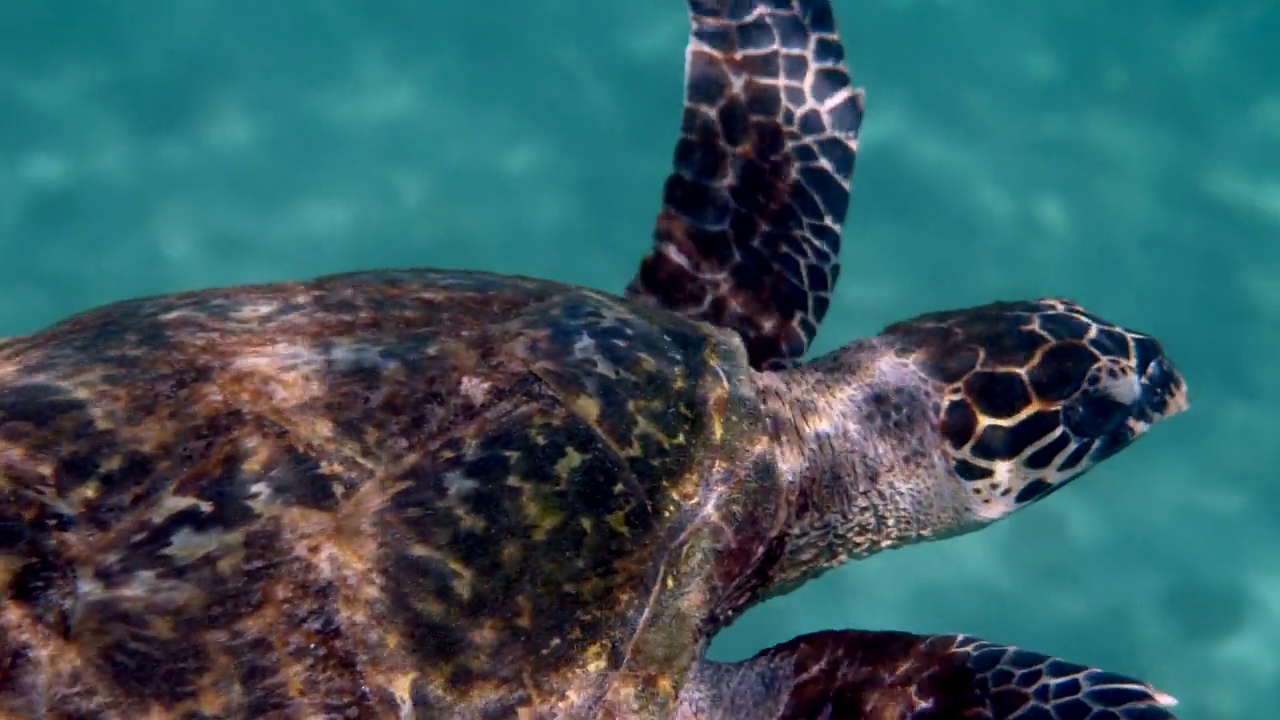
[627,0,864,370]
[677,630,1179,719]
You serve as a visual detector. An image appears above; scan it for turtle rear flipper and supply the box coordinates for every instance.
[628,0,865,370]
[678,630,1179,719]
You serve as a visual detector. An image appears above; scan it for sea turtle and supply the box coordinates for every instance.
[0,1,1188,718]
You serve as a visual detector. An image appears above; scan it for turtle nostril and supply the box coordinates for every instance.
[1140,357,1180,404]
[1142,357,1168,386]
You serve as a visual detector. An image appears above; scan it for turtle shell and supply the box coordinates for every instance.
[0,269,767,717]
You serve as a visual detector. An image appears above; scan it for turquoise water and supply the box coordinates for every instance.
[0,1,1273,716]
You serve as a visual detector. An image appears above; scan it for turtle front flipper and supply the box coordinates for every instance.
[627,0,865,371]
[678,630,1179,720]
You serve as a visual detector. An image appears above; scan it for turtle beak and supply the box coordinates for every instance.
[1132,355,1188,430]
[1081,351,1186,465]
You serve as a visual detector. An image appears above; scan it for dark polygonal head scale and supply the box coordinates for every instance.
[627,0,864,370]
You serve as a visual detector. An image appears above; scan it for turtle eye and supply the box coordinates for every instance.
[1062,390,1128,439]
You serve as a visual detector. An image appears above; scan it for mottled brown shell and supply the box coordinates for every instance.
[0,269,759,718]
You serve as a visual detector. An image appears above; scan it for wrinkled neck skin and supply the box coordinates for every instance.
[710,339,981,630]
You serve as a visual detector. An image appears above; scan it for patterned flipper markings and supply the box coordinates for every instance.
[680,630,1179,719]
[628,0,864,370]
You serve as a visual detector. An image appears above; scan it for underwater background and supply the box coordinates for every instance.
[0,1,1273,716]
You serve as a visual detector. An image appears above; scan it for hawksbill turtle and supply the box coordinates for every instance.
[0,0,1188,718]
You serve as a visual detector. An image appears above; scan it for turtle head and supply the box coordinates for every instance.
[882,298,1188,524]
[733,298,1186,616]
